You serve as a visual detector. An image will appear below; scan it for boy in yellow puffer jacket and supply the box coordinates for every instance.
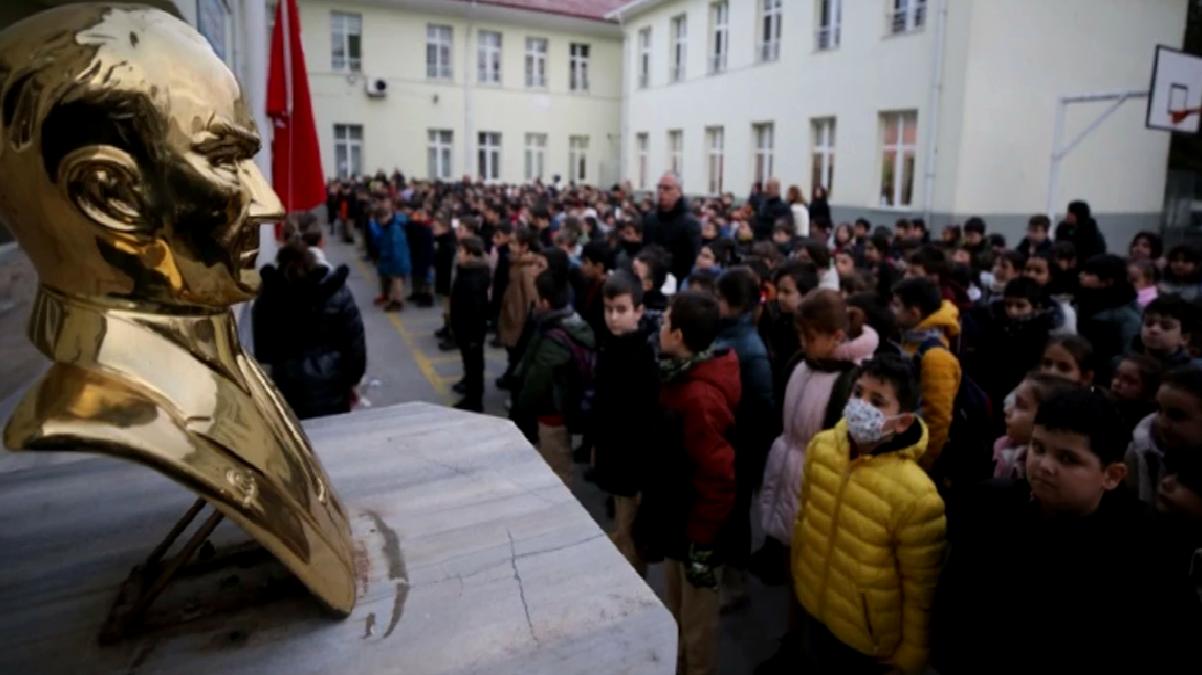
[891,277,961,470]
[792,355,946,674]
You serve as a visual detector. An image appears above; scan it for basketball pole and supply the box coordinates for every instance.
[1045,89,1149,224]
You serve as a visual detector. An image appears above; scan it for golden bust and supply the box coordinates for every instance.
[0,4,355,615]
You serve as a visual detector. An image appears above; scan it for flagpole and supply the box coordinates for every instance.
[282,0,294,212]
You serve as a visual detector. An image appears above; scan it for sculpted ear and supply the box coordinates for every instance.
[58,145,150,234]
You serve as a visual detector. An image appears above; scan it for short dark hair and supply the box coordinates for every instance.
[1034,388,1129,465]
[856,354,920,412]
[995,249,1026,271]
[1144,293,1198,335]
[772,260,820,295]
[635,244,670,289]
[854,218,872,230]
[800,239,832,269]
[582,240,612,269]
[798,289,848,336]
[1046,334,1096,377]
[301,224,323,248]
[458,235,485,258]
[1003,276,1045,305]
[535,268,569,309]
[1053,240,1076,262]
[496,221,514,236]
[1027,215,1050,232]
[620,219,644,236]
[892,277,942,317]
[1116,354,1164,399]
[773,223,794,237]
[1162,366,1202,404]
[603,269,644,307]
[908,245,948,278]
[515,226,542,252]
[964,217,986,235]
[716,267,761,314]
[987,233,1007,249]
[1130,231,1164,260]
[668,292,721,353]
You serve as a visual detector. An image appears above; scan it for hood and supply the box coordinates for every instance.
[538,308,596,348]
[835,414,930,461]
[260,263,350,303]
[688,350,741,410]
[832,325,879,365]
[717,313,757,339]
[917,300,961,337]
[1131,412,1162,457]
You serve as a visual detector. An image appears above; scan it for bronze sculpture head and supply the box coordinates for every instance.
[0,4,356,616]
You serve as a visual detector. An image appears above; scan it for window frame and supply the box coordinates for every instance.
[569,135,590,183]
[570,43,591,92]
[752,122,774,185]
[427,24,453,80]
[810,117,836,196]
[709,1,729,74]
[816,0,841,51]
[888,0,927,35]
[478,131,502,183]
[334,124,364,179]
[637,27,652,89]
[635,132,649,190]
[525,37,548,88]
[427,129,453,180]
[758,0,782,63]
[524,132,547,181]
[477,30,502,85]
[330,11,363,73]
[705,126,724,195]
[667,129,683,177]
[670,14,687,83]
[879,111,917,208]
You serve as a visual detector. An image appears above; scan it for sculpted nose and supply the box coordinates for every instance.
[242,161,285,221]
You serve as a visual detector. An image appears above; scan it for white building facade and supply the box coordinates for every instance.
[610,0,1190,245]
[295,0,624,187]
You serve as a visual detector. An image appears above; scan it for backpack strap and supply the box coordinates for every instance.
[822,366,858,430]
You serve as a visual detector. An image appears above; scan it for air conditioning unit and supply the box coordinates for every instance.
[365,77,388,98]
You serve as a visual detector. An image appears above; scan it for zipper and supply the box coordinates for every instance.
[861,592,878,649]
[815,453,863,619]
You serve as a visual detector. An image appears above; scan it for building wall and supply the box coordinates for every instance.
[298,0,623,185]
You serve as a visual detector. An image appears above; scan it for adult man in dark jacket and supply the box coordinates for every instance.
[753,178,793,241]
[1054,199,1107,262]
[253,242,367,420]
[643,172,701,285]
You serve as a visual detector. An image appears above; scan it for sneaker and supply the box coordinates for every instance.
[452,399,483,413]
[451,380,467,395]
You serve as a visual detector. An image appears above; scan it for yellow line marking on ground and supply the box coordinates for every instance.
[352,257,449,398]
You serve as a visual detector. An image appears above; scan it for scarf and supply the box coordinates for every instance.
[659,347,714,384]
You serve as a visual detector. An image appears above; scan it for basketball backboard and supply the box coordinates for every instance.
[1147,44,1202,133]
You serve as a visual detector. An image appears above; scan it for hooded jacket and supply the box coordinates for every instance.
[591,319,661,497]
[900,300,962,466]
[792,418,945,674]
[715,313,777,492]
[513,307,595,419]
[1125,412,1165,506]
[760,327,878,543]
[639,350,741,560]
[642,196,702,284]
[498,252,541,348]
[253,264,367,420]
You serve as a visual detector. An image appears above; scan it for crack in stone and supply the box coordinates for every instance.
[507,529,539,644]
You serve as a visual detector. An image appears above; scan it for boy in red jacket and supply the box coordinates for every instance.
[651,291,741,675]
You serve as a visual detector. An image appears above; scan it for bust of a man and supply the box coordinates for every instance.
[0,4,355,614]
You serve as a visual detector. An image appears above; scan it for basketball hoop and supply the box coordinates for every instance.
[1147,45,1202,133]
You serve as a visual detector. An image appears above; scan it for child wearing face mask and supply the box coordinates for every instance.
[590,271,660,577]
[791,354,945,674]
[992,372,1078,479]
[933,388,1196,675]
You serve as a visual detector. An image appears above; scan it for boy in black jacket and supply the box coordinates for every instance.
[592,271,659,577]
[932,388,1199,675]
[451,236,491,412]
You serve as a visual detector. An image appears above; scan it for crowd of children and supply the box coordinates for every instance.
[325,172,1202,674]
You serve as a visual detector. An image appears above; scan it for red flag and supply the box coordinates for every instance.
[267,0,325,213]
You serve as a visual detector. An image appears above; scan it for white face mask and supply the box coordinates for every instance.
[843,398,898,445]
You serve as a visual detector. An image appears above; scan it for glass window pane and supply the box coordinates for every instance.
[348,34,361,60]
[883,116,899,146]
[350,145,362,177]
[901,152,915,205]
[881,151,896,206]
[827,155,835,193]
[903,113,918,145]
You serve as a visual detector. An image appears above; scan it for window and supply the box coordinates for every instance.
[637,28,651,88]
[428,130,453,180]
[478,132,501,182]
[709,2,728,74]
[525,133,547,181]
[879,111,917,207]
[889,0,926,34]
[569,135,589,183]
[331,11,362,72]
[668,130,683,176]
[752,123,774,184]
[199,0,233,65]
[670,14,687,83]
[705,126,724,195]
[636,133,649,190]
[570,43,590,91]
[427,24,453,79]
[334,124,364,179]
[477,30,501,84]
[758,0,782,63]
[811,117,836,196]
[525,37,548,88]
[816,0,841,50]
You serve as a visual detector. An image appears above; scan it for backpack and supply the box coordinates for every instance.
[546,326,596,434]
[913,336,995,492]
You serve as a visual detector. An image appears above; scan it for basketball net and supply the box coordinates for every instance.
[1169,107,1201,124]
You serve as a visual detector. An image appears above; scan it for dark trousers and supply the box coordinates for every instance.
[799,608,890,675]
[459,341,484,405]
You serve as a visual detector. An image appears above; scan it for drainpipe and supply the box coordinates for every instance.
[615,9,627,191]
[921,0,948,224]
[463,1,476,181]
